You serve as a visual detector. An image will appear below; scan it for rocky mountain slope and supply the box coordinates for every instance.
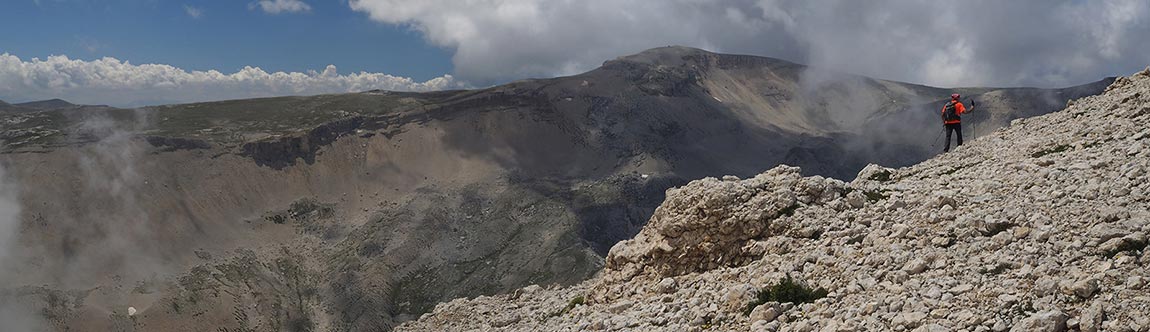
[0,47,1116,331]
[398,68,1150,331]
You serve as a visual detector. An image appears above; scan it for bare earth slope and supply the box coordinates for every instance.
[0,47,1117,331]
[399,69,1150,331]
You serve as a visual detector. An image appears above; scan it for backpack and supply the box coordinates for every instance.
[943,101,960,122]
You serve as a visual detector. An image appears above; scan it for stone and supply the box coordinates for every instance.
[894,312,928,328]
[1080,301,1105,332]
[847,191,866,209]
[915,324,949,332]
[925,287,943,299]
[1126,276,1146,289]
[490,313,521,328]
[750,320,773,332]
[949,284,974,294]
[749,302,782,323]
[723,284,756,311]
[993,319,1010,332]
[931,236,953,247]
[1065,278,1100,299]
[903,258,929,275]
[1010,311,1068,332]
[656,277,679,294]
[1098,233,1148,256]
[609,300,634,314]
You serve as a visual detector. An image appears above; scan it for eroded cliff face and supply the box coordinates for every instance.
[399,69,1150,332]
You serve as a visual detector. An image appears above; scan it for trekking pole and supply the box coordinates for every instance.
[931,126,945,148]
[968,99,978,139]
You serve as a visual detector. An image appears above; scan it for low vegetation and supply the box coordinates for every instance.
[743,277,828,315]
[867,170,893,182]
[776,203,800,219]
[864,190,888,203]
[549,295,586,317]
[1031,144,1071,158]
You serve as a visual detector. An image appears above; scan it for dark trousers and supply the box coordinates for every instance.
[944,123,963,152]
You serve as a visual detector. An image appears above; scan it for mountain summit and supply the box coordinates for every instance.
[400,68,1150,331]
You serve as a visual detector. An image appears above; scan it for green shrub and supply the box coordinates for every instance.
[867,170,893,182]
[864,190,888,203]
[1031,144,1071,158]
[777,204,800,218]
[549,295,586,317]
[743,277,828,315]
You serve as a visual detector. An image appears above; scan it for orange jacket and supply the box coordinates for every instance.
[942,101,966,124]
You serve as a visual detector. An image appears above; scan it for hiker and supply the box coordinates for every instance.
[941,93,968,152]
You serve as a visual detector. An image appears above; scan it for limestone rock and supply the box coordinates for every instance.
[1080,301,1105,332]
[748,302,782,323]
[656,277,678,294]
[1011,311,1068,332]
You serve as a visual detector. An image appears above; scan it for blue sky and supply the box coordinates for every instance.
[1,0,1148,107]
[0,0,451,81]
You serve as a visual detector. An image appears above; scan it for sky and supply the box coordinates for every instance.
[1,0,1149,107]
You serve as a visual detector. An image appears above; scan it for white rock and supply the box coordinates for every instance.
[914,323,949,332]
[749,302,782,323]
[1065,278,1100,299]
[903,258,929,275]
[656,277,679,294]
[1010,311,1068,332]
[490,313,521,328]
[949,284,974,294]
[1126,276,1146,289]
[608,300,634,314]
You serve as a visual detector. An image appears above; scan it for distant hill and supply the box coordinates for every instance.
[0,98,114,114]
[0,46,1115,331]
[14,98,78,109]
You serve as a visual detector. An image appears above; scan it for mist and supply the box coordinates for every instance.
[0,151,45,332]
[0,110,182,329]
[0,156,19,280]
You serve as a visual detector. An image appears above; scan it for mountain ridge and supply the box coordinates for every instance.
[398,67,1150,332]
[14,98,78,109]
[0,47,1121,331]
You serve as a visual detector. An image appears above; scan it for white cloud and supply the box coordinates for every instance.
[184,5,204,19]
[251,0,312,14]
[348,0,1150,88]
[0,53,457,107]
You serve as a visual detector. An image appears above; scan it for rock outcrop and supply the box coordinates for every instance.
[397,68,1150,331]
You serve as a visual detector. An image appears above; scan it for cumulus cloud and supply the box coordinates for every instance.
[251,0,312,14]
[0,53,457,107]
[348,0,1150,88]
[184,5,204,19]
